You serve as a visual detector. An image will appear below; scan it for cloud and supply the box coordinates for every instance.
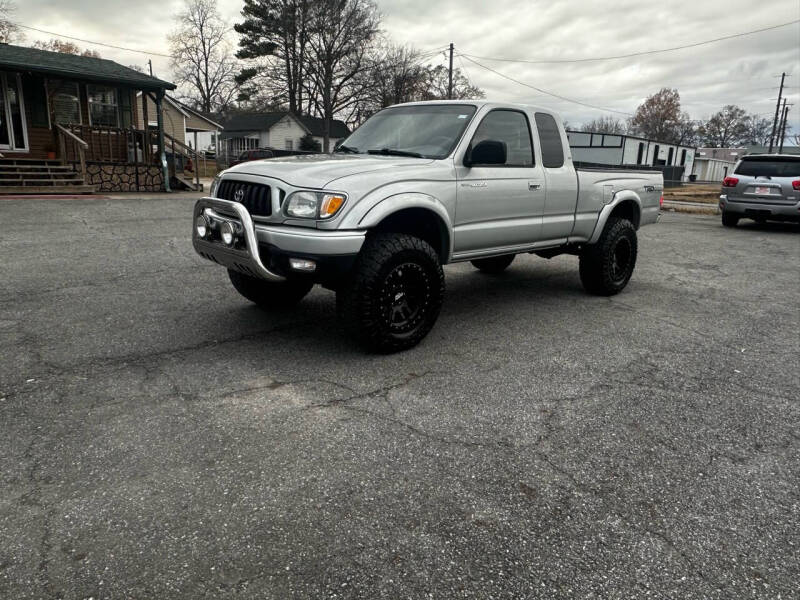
[13,0,800,132]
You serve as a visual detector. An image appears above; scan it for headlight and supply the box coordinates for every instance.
[210,176,220,197]
[285,190,347,219]
[285,191,318,218]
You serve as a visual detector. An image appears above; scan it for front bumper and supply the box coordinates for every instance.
[192,197,366,282]
[720,195,800,221]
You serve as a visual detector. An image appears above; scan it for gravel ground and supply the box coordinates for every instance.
[1,196,798,599]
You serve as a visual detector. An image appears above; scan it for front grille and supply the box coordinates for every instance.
[217,179,272,217]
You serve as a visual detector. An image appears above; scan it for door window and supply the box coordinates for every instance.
[0,73,29,150]
[534,112,564,168]
[470,110,533,167]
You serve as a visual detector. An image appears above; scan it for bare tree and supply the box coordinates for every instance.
[169,0,239,113]
[304,0,380,151]
[367,42,427,109]
[742,114,773,146]
[32,39,101,57]
[420,65,484,101]
[629,88,693,144]
[236,0,311,115]
[0,0,22,44]
[699,105,750,148]
[580,116,626,134]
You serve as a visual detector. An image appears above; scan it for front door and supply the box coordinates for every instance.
[0,73,28,152]
[453,109,544,254]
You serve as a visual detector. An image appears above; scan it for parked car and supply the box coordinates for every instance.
[719,154,800,226]
[193,101,663,352]
[229,147,318,167]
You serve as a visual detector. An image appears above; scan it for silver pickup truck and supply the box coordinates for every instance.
[193,101,662,352]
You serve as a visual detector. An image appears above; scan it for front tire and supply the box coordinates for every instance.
[722,212,739,228]
[579,217,637,296]
[336,233,445,353]
[471,254,515,274]
[228,269,313,309]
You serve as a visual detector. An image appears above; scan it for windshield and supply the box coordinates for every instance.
[338,104,477,159]
[735,156,800,177]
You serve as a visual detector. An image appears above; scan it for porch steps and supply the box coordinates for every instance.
[0,158,95,195]
[173,173,203,192]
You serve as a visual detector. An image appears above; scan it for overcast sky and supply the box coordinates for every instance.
[13,0,800,135]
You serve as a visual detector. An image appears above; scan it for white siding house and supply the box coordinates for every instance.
[691,157,735,182]
[219,112,351,160]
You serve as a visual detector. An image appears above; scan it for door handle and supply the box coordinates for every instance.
[528,181,542,191]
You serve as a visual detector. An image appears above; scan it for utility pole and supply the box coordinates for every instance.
[768,72,785,152]
[778,103,790,153]
[448,43,454,100]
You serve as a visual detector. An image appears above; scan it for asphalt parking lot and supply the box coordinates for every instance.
[1,196,798,599]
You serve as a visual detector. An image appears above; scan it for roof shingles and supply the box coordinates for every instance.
[0,43,175,90]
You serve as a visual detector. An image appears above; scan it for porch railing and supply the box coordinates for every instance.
[56,124,87,183]
[164,132,202,191]
[63,124,151,165]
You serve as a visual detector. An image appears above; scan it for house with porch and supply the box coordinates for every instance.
[218,112,350,162]
[0,43,181,193]
[136,92,223,155]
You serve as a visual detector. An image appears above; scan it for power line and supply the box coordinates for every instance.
[14,23,172,58]
[459,54,632,116]
[461,19,800,65]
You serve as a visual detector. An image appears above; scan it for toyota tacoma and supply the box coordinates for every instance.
[193,101,662,352]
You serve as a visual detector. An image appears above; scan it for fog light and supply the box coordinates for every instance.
[289,258,316,272]
[220,221,235,246]
[195,215,210,238]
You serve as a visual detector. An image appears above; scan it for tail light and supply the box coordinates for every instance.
[792,180,800,191]
[722,177,739,187]
[659,194,663,207]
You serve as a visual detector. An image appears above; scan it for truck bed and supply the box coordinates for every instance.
[571,167,663,241]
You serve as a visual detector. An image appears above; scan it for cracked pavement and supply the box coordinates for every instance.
[1,196,798,598]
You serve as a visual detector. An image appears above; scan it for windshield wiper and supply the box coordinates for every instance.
[367,148,424,158]
[334,144,359,154]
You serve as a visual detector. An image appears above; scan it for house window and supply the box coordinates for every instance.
[285,138,293,150]
[87,84,119,127]
[51,81,81,125]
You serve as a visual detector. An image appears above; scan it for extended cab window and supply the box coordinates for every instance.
[471,110,533,166]
[534,112,565,168]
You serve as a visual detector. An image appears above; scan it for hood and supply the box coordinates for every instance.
[223,154,434,189]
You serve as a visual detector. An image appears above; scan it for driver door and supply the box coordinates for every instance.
[453,109,544,255]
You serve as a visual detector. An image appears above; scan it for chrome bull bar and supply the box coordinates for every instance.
[192,197,285,282]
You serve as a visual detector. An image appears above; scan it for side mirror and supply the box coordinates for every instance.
[464,140,507,167]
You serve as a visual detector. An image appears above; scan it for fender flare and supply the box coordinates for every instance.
[588,191,642,244]
[353,192,454,261]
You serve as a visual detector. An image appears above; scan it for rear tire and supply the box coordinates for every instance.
[336,233,445,353]
[228,269,313,309]
[579,217,637,296]
[471,254,515,274]
[722,212,739,228]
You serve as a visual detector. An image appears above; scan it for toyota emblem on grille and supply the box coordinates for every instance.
[234,188,245,203]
